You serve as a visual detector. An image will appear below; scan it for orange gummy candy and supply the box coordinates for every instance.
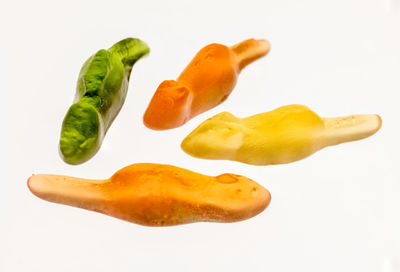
[28,163,270,226]
[143,39,270,130]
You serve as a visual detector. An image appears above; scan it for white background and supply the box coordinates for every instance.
[2,0,400,271]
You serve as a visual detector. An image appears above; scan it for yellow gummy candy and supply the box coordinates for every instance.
[181,105,381,165]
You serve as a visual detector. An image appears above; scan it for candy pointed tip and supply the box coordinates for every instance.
[373,114,382,132]
[349,113,382,137]
[322,113,382,147]
[27,174,42,199]
[256,39,271,55]
[27,175,33,193]
[27,174,59,201]
[230,38,271,70]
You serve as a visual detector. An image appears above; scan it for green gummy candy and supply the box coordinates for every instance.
[59,38,150,165]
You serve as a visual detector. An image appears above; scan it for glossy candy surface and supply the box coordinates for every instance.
[143,39,270,130]
[28,163,271,226]
[181,105,382,165]
[59,38,149,165]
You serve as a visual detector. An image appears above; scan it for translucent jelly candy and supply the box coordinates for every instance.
[59,38,149,165]
[143,39,270,130]
[28,163,270,226]
[181,105,381,165]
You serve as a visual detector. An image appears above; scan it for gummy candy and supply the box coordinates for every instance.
[143,39,270,130]
[28,163,270,226]
[181,105,381,165]
[59,38,149,165]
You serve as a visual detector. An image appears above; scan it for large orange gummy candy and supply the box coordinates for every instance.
[28,163,270,226]
[143,39,270,130]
